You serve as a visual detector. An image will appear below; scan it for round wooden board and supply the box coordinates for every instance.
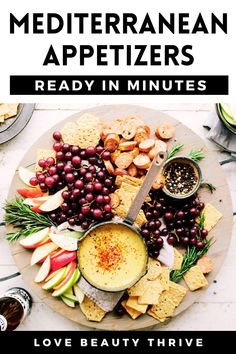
[7,104,233,330]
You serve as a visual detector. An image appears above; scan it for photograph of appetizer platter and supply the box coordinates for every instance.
[4,105,233,330]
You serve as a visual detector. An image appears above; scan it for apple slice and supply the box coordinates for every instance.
[73,284,84,303]
[30,242,58,266]
[18,167,36,187]
[39,187,68,212]
[42,267,67,290]
[17,188,44,198]
[52,267,79,297]
[19,228,50,249]
[45,268,61,282]
[37,236,51,247]
[53,261,76,290]
[59,230,85,240]
[50,249,66,259]
[61,296,75,308]
[34,256,51,283]
[49,232,78,251]
[50,251,77,271]
[62,291,79,303]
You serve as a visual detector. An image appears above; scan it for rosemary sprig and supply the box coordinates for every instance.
[167,144,184,159]
[4,198,56,242]
[188,149,205,161]
[200,181,216,193]
[170,239,212,283]
[199,212,205,230]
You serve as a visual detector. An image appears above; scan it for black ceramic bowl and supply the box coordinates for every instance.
[162,156,202,200]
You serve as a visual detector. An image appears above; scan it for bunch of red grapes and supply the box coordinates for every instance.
[29,131,115,229]
[141,191,208,258]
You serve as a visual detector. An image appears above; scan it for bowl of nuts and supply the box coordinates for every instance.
[162,157,202,199]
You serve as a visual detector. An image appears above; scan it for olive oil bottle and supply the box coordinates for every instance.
[0,287,32,331]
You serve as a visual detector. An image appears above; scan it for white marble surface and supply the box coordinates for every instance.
[0,103,235,331]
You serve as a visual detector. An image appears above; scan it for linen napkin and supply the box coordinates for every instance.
[78,277,124,312]
[203,110,236,154]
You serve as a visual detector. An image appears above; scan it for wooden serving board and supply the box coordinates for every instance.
[7,104,233,330]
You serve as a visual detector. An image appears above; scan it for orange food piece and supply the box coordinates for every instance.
[111,150,121,164]
[152,174,165,190]
[114,168,129,176]
[155,123,175,140]
[129,147,139,159]
[197,257,213,274]
[109,193,120,208]
[121,123,136,140]
[104,160,115,175]
[119,141,137,151]
[127,163,138,177]
[133,154,151,169]
[115,152,133,169]
[104,133,120,152]
[139,139,155,152]
[148,140,167,160]
[134,127,150,144]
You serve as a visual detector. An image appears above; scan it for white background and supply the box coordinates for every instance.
[0,0,235,103]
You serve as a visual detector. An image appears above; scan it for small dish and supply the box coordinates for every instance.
[162,156,202,199]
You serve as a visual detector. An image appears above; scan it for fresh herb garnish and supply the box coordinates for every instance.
[167,144,184,159]
[200,181,216,193]
[170,239,212,283]
[4,198,55,242]
[188,149,205,161]
[199,212,205,230]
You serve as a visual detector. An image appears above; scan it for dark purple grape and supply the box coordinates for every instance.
[102,187,109,195]
[175,220,183,227]
[85,184,94,193]
[176,228,184,236]
[190,228,197,237]
[155,237,164,247]
[141,229,150,238]
[81,221,89,230]
[96,145,104,154]
[167,222,175,231]
[164,212,174,221]
[201,229,208,238]
[88,157,98,165]
[147,220,156,231]
[198,202,205,210]
[182,236,190,245]
[71,146,80,155]
[176,210,185,219]
[196,241,205,249]
[153,229,161,238]
[79,168,87,176]
[68,218,76,226]
[190,207,197,216]
[189,237,197,245]
[161,228,168,236]
[79,150,87,159]
[86,146,96,157]
[65,152,72,161]
[152,249,160,258]
[155,220,162,229]
[167,234,177,245]
[155,203,162,211]
[146,211,153,220]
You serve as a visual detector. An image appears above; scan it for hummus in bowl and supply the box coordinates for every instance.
[78,222,148,292]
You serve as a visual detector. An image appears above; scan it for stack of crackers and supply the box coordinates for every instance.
[121,258,187,322]
[61,113,101,148]
[110,175,148,227]
[0,103,19,124]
